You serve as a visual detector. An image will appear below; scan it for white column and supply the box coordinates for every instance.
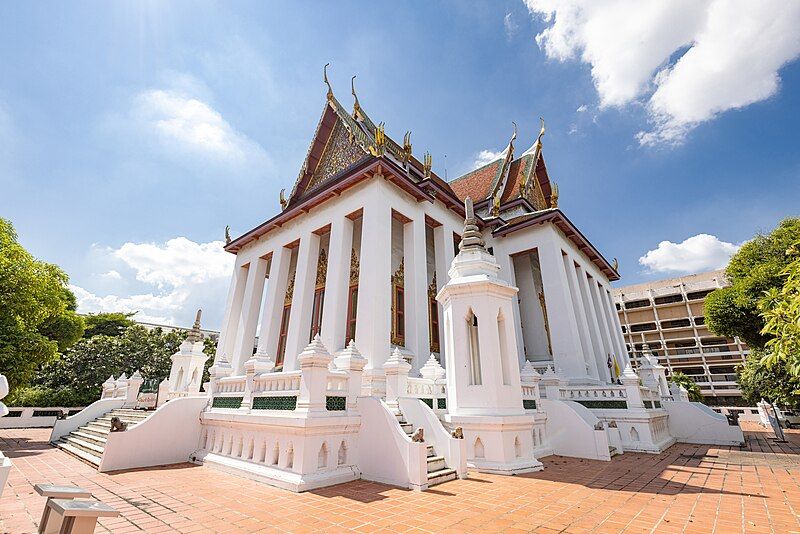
[495,250,526,367]
[562,253,599,380]
[232,256,269,374]
[589,278,616,382]
[284,233,321,371]
[577,264,610,382]
[537,239,587,380]
[355,203,393,371]
[257,247,291,359]
[321,216,353,354]
[403,214,429,370]
[433,223,456,364]
[601,286,630,367]
[219,264,248,364]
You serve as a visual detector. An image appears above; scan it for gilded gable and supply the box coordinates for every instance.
[306,119,366,193]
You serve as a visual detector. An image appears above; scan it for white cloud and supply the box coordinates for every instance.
[473,148,506,169]
[576,104,588,113]
[73,237,234,327]
[525,0,800,145]
[113,237,233,289]
[134,89,268,164]
[638,234,740,274]
[504,12,520,40]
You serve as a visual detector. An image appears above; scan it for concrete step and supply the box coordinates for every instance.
[426,456,446,473]
[92,419,141,429]
[109,411,149,420]
[56,440,102,467]
[401,423,414,434]
[81,425,110,438]
[71,430,107,446]
[64,435,106,455]
[427,468,457,486]
[426,445,435,458]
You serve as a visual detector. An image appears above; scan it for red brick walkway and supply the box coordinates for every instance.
[1,423,799,533]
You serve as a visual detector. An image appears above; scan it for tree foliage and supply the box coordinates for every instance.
[668,371,703,402]
[8,325,217,407]
[82,312,135,338]
[737,350,800,407]
[759,245,800,374]
[0,218,84,391]
[705,218,800,348]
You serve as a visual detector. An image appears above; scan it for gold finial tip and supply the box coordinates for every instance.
[323,63,333,100]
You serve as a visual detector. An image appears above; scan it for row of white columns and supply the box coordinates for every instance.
[532,236,628,383]
[215,199,462,377]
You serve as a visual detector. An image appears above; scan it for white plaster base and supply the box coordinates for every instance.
[446,414,543,474]
[0,452,11,498]
[592,409,675,454]
[196,451,360,492]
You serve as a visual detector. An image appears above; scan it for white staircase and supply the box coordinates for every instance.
[395,410,456,487]
[54,409,150,467]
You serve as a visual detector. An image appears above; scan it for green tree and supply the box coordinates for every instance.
[0,218,84,391]
[705,218,800,348]
[10,324,218,407]
[737,350,800,407]
[83,312,135,338]
[668,371,703,402]
[758,245,800,374]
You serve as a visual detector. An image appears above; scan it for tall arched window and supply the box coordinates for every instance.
[467,310,482,385]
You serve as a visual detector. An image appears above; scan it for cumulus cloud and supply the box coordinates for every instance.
[473,148,506,169]
[576,104,588,113]
[638,234,740,274]
[133,89,269,165]
[525,0,800,145]
[73,237,234,327]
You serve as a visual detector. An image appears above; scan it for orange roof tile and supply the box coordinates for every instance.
[448,160,501,201]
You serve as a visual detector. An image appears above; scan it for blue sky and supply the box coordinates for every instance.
[1,1,799,329]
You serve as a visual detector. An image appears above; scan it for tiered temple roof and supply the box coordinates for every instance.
[225,68,617,280]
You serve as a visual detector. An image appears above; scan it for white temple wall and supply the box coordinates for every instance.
[511,253,550,364]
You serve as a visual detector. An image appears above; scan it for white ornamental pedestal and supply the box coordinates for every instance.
[436,198,542,475]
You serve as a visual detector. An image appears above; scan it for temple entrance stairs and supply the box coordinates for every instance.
[394,410,457,487]
[54,409,150,467]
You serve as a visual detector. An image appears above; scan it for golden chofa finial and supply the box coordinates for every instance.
[402,131,412,164]
[323,63,333,101]
[368,122,386,157]
[351,75,362,119]
[612,258,619,272]
[279,188,288,210]
[550,182,559,208]
[423,151,432,177]
[535,117,546,148]
[511,121,518,143]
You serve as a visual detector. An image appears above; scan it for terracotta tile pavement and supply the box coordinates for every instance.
[1,423,799,533]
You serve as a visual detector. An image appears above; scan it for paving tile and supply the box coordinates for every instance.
[1,422,799,532]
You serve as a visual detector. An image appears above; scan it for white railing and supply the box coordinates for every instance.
[252,371,301,395]
[560,386,627,401]
[406,377,447,412]
[216,376,247,395]
[326,371,349,394]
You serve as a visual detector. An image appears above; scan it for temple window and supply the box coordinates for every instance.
[345,248,359,345]
[309,248,328,341]
[467,310,482,385]
[345,285,358,344]
[391,259,405,346]
[428,272,440,353]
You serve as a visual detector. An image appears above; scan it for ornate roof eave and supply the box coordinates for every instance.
[492,208,620,281]
[225,156,479,254]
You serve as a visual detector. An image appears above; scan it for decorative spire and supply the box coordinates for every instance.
[423,152,432,178]
[279,188,288,210]
[550,182,559,208]
[225,225,231,245]
[351,75,362,119]
[323,63,333,101]
[401,131,412,166]
[459,197,486,251]
[368,122,386,157]
[187,309,203,343]
[612,258,619,272]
